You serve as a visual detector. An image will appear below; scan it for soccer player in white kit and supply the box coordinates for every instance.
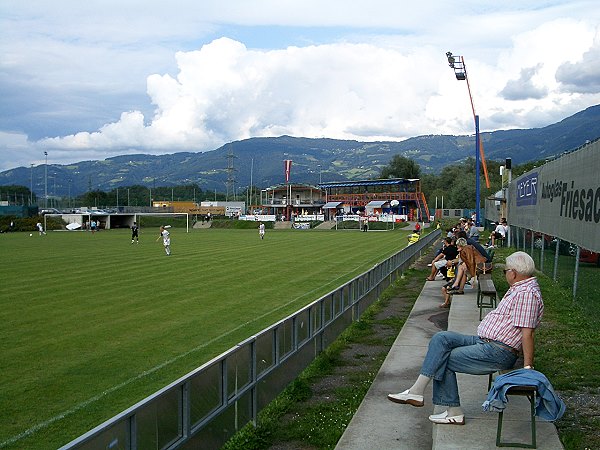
[157,226,171,255]
[259,222,265,240]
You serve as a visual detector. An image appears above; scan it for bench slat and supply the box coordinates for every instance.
[479,279,496,294]
[477,277,497,320]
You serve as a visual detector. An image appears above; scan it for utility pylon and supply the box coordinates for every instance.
[225,147,237,201]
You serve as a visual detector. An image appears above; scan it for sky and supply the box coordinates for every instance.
[1,0,600,172]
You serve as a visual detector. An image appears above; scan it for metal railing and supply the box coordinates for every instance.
[60,229,441,450]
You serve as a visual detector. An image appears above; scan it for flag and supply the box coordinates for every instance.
[284,159,292,183]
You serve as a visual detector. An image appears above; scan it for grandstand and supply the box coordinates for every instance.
[318,178,430,222]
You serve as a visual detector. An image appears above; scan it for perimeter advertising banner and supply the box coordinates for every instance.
[507,140,600,252]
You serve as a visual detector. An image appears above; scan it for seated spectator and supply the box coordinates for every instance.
[466,219,480,241]
[407,231,420,245]
[455,230,490,261]
[426,238,458,281]
[488,218,508,248]
[444,237,487,295]
[388,251,543,425]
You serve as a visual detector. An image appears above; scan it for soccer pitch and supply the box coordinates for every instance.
[0,226,410,449]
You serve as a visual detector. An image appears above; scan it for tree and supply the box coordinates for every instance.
[420,158,504,209]
[0,185,36,205]
[380,155,421,179]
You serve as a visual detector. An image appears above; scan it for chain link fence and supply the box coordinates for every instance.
[507,226,599,322]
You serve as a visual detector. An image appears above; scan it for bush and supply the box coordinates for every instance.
[335,220,409,231]
[210,219,274,229]
[137,215,188,228]
[336,220,360,230]
[368,221,407,231]
[0,215,65,232]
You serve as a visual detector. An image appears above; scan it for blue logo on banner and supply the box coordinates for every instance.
[516,172,538,206]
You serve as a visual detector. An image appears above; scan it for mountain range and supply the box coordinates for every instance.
[2,104,599,197]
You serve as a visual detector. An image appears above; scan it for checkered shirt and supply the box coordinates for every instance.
[477,277,544,350]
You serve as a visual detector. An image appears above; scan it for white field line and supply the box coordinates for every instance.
[1,259,377,448]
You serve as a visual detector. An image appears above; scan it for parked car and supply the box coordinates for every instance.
[40,208,61,215]
[579,249,600,266]
[524,231,577,256]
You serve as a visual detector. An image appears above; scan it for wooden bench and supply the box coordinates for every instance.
[477,273,497,320]
[487,370,537,448]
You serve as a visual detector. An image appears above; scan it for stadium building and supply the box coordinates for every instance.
[257,183,325,220]
[319,178,430,222]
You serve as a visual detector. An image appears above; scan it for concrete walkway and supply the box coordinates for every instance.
[336,277,563,450]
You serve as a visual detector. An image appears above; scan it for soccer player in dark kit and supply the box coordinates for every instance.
[131,221,139,244]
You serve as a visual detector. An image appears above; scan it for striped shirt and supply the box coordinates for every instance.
[477,277,543,350]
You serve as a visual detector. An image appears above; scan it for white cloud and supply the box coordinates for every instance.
[2,1,600,171]
[500,65,549,100]
[556,32,600,94]
[38,38,447,153]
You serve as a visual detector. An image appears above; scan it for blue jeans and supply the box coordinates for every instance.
[421,331,518,407]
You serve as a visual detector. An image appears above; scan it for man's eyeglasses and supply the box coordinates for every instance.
[503,268,513,274]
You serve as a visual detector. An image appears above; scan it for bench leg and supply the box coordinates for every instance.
[478,294,497,320]
[496,391,537,448]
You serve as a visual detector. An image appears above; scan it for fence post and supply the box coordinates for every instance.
[540,234,545,272]
[572,246,580,301]
[553,239,560,281]
[530,230,534,255]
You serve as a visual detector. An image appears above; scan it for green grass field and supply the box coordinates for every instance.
[0,226,410,449]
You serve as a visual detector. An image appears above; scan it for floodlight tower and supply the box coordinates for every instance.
[30,163,34,204]
[446,51,490,226]
[44,151,48,208]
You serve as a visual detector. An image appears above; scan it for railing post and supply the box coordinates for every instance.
[129,413,137,450]
[530,229,534,254]
[553,239,560,281]
[540,234,545,272]
[251,340,257,426]
[573,246,580,301]
[182,382,191,440]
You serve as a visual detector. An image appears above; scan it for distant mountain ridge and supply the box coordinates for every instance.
[2,104,599,197]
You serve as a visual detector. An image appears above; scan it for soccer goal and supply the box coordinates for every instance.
[135,212,190,233]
